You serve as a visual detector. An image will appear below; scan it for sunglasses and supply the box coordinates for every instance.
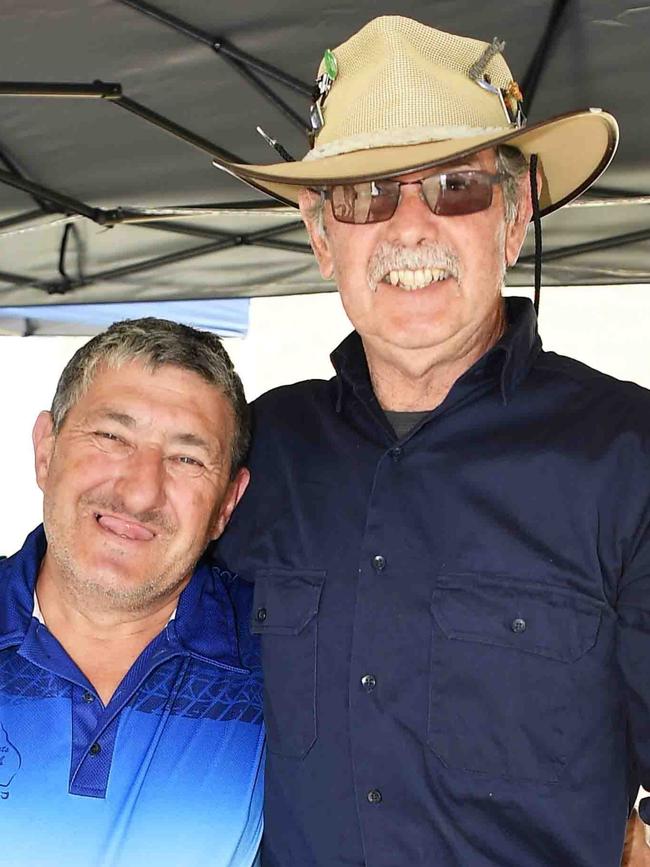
[321,170,506,224]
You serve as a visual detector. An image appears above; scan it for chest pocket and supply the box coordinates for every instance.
[427,574,602,783]
[251,570,325,758]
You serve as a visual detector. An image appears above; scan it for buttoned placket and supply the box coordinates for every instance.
[18,618,189,798]
[348,439,416,863]
[343,359,516,864]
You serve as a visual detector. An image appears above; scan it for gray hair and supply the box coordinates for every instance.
[306,144,529,232]
[495,144,529,222]
[51,317,250,477]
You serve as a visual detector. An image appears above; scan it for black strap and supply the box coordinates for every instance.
[529,154,543,315]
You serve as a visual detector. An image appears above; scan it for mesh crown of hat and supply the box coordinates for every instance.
[315,16,516,146]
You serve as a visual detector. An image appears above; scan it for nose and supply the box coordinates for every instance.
[113,447,166,516]
[385,181,440,246]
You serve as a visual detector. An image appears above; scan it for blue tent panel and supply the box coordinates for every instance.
[0,299,249,337]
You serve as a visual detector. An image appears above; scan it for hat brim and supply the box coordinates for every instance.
[214,110,618,217]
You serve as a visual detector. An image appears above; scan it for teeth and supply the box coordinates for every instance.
[385,268,450,290]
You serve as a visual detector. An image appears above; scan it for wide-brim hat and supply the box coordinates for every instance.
[213,16,618,217]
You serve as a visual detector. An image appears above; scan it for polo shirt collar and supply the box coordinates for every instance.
[330,296,541,411]
[0,525,244,670]
[172,556,244,669]
[0,525,44,645]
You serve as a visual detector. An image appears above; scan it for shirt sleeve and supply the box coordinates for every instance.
[617,501,650,822]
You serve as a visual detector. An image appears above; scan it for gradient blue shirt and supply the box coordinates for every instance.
[0,526,264,867]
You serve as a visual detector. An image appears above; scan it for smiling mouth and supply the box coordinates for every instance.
[95,513,155,541]
[381,267,453,291]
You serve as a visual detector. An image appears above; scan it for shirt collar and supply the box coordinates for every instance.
[496,296,542,403]
[0,525,243,669]
[330,296,541,411]
[0,525,44,645]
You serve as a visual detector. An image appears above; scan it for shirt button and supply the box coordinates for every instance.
[367,789,382,804]
[372,555,386,572]
[255,607,267,623]
[82,691,95,703]
[511,617,527,634]
[89,742,101,756]
[361,674,377,693]
[390,446,403,461]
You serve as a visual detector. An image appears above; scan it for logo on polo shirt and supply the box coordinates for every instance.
[0,723,21,799]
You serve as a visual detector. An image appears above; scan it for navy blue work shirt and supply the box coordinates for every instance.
[217,297,650,867]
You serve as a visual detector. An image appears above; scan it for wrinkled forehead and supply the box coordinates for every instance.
[58,358,228,426]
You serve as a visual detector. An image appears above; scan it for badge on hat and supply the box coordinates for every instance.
[309,49,338,143]
[468,37,526,128]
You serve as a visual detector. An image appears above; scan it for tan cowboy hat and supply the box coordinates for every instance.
[213,16,618,217]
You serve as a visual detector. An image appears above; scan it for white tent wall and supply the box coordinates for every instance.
[2,286,650,556]
[0,292,351,555]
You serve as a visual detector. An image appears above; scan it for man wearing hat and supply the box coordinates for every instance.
[216,16,650,866]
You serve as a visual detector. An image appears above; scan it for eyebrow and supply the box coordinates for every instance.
[169,432,212,453]
[89,409,214,454]
[440,158,481,170]
[386,158,481,183]
[94,410,137,429]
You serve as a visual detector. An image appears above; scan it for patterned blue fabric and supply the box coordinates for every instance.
[0,527,264,867]
[127,657,263,723]
[0,651,68,699]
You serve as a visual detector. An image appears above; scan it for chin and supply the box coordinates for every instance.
[382,320,456,351]
[82,559,140,589]
[78,544,152,581]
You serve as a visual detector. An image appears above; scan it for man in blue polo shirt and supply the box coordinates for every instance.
[0,318,263,866]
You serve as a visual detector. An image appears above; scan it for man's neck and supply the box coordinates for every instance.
[35,562,182,706]
[363,307,505,412]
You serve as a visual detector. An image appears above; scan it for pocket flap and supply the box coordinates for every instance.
[251,570,325,636]
[432,574,601,663]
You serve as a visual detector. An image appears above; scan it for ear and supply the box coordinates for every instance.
[504,163,542,267]
[209,467,250,541]
[32,411,55,493]
[298,188,334,279]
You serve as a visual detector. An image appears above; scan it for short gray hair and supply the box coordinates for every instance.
[305,144,529,232]
[495,144,529,223]
[51,317,249,476]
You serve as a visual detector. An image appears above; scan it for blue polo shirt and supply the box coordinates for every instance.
[0,527,264,866]
[218,297,650,866]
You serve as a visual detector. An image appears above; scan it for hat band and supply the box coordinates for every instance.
[303,124,511,161]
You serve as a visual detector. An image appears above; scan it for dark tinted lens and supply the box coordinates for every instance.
[425,171,494,216]
[366,181,400,223]
[330,182,399,224]
[330,185,361,223]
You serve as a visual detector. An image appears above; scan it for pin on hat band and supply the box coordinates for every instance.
[467,37,526,128]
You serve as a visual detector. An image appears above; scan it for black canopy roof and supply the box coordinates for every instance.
[1,0,648,316]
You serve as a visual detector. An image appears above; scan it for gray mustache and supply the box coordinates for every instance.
[367,242,461,290]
